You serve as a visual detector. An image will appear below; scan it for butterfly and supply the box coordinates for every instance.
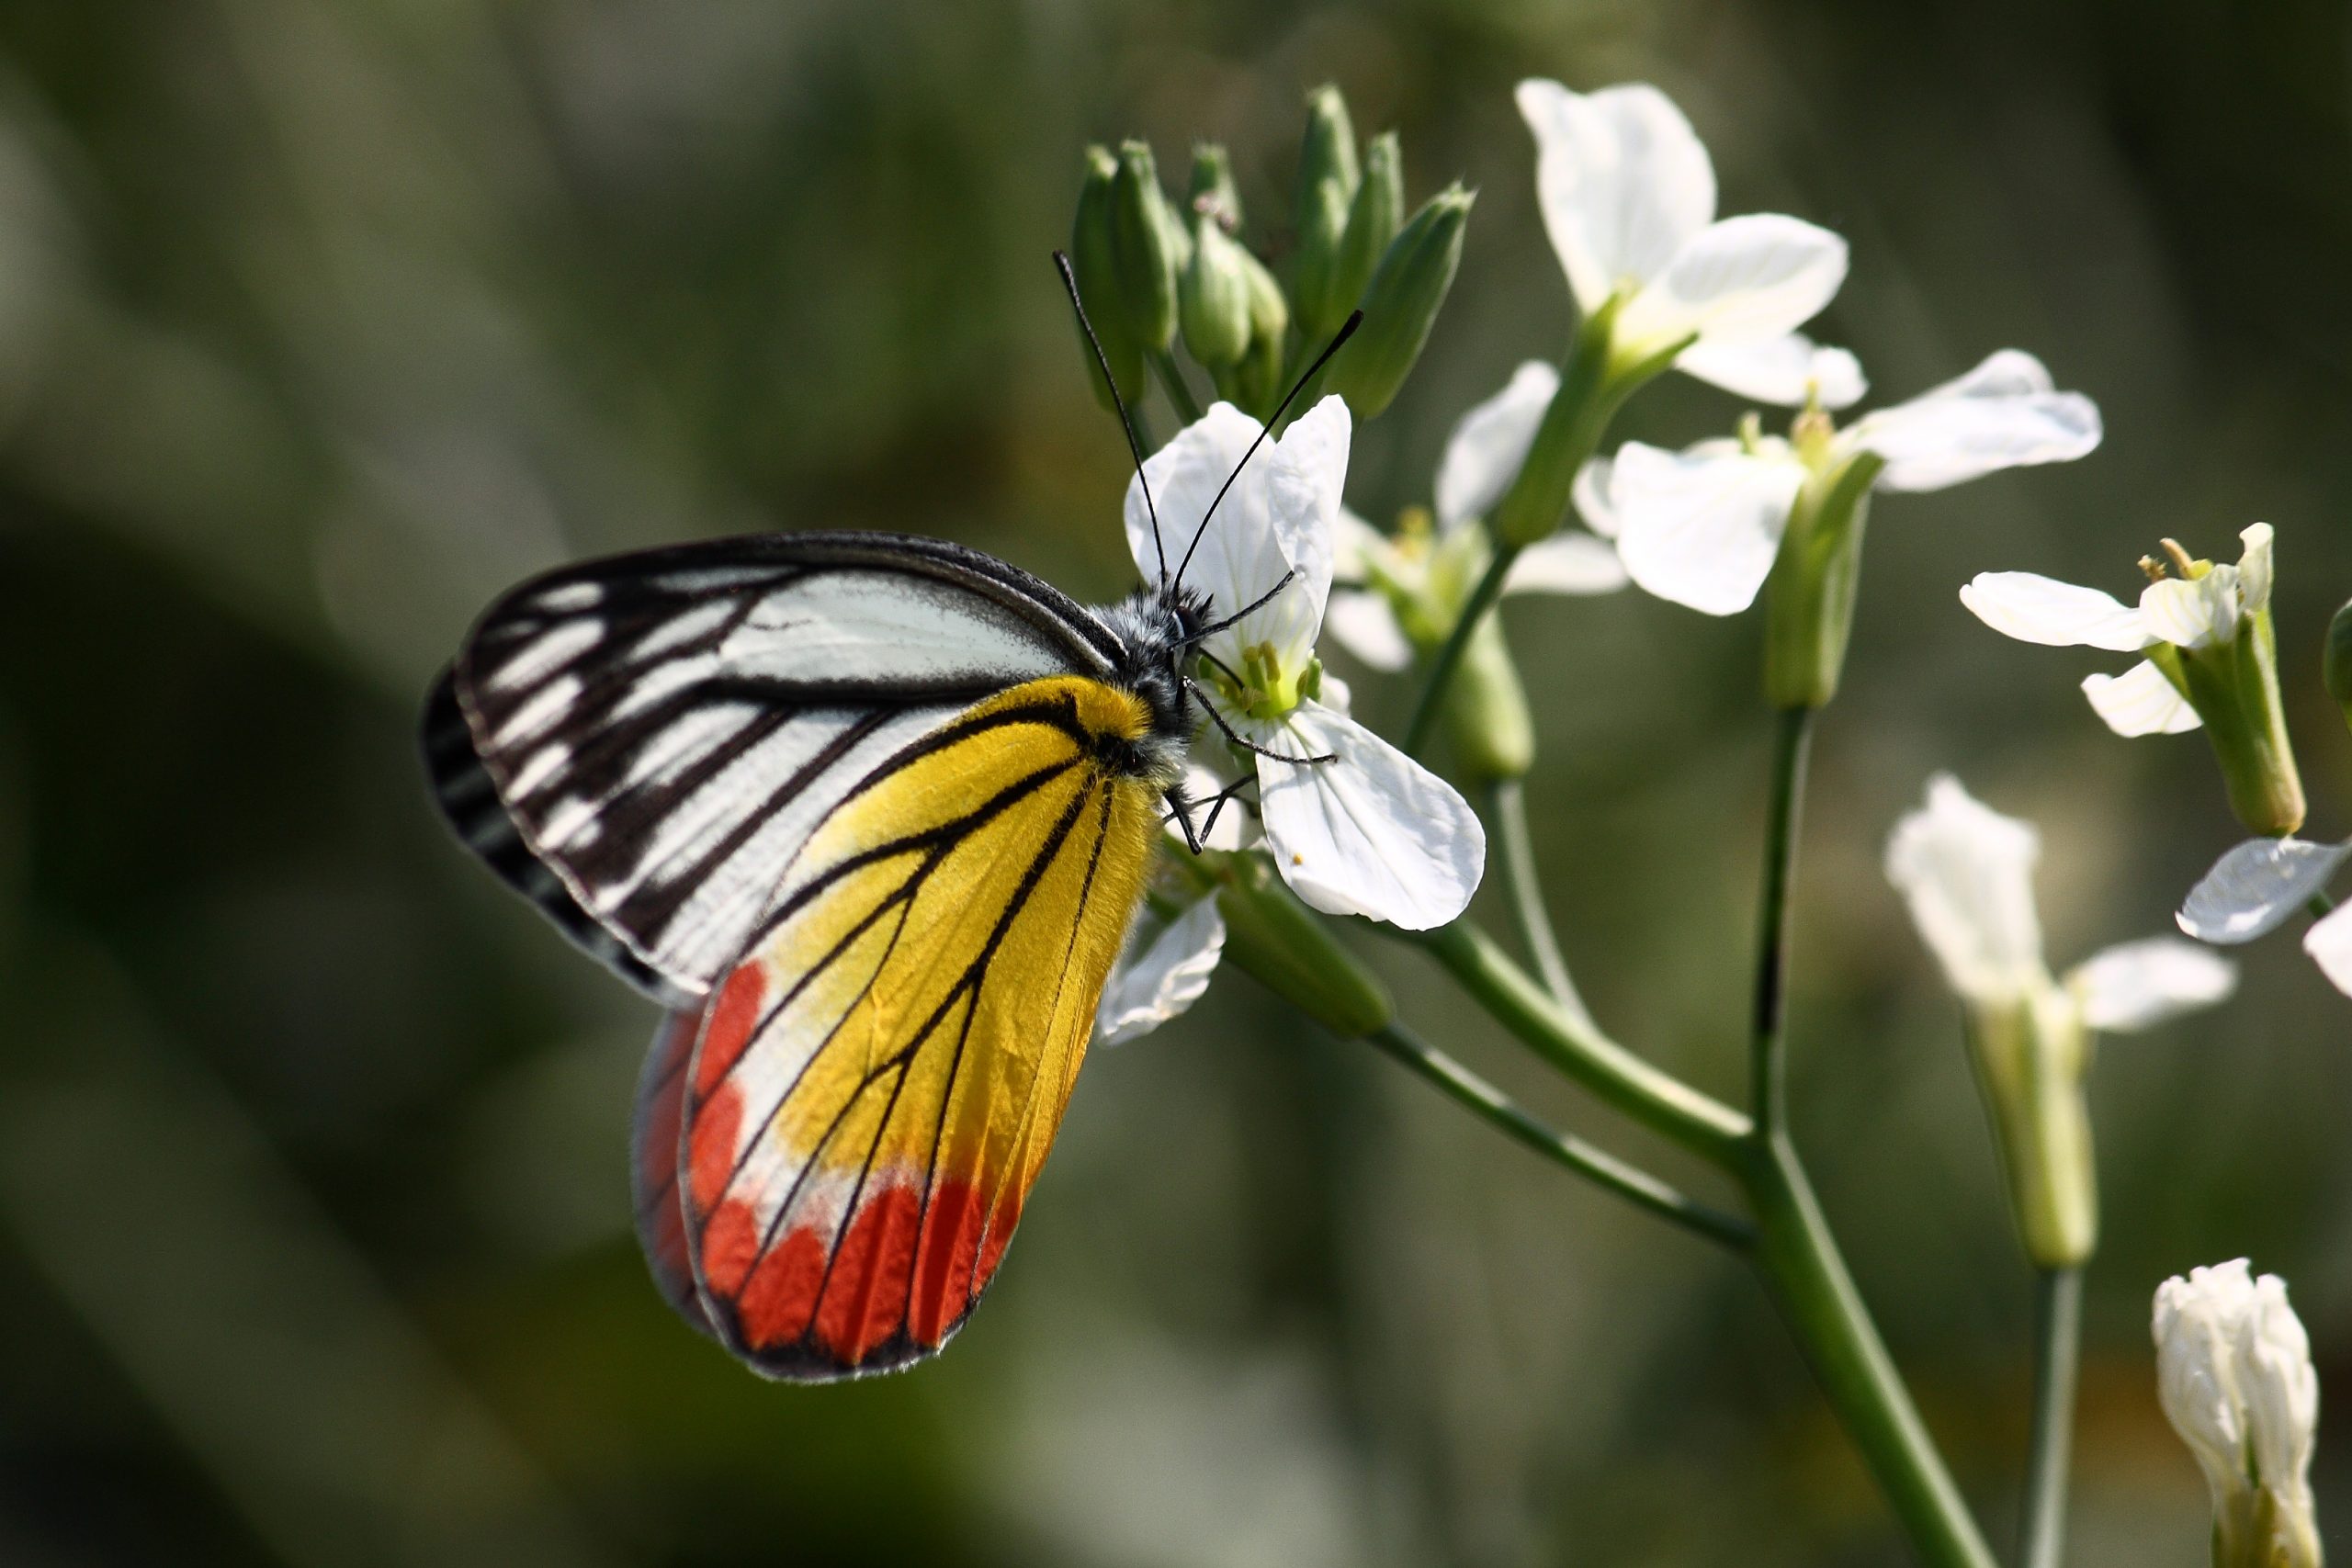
[422,268,1359,1380]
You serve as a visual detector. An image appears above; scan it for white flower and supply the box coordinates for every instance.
[1962,524,2273,737]
[1325,361,1624,672]
[2153,1260,2323,1568]
[1885,773,2235,1027]
[1125,398,1486,930]
[1588,351,2102,615]
[1517,79,1855,406]
[1095,895,1227,1046]
[2178,834,2352,998]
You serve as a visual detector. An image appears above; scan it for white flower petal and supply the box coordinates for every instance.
[1883,773,2048,1006]
[2302,901,2352,998]
[1957,572,2154,651]
[1847,350,2101,492]
[1672,333,1867,410]
[2154,1260,2259,1486]
[2140,572,2238,650]
[1246,700,1484,929]
[2082,660,2200,736]
[1503,533,1627,595]
[1321,589,1415,672]
[1331,505,1393,583]
[1571,454,1621,539]
[1127,400,1348,667]
[1095,896,1227,1046]
[1610,439,1805,615]
[2177,837,2352,944]
[2238,523,2274,615]
[2066,937,2237,1032]
[1435,360,1560,529]
[1617,213,1849,351]
[1517,79,1715,314]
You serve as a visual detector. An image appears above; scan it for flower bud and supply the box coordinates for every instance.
[2154,1260,2323,1568]
[1324,185,1472,421]
[2323,598,2352,735]
[1329,130,1402,322]
[1444,613,1535,782]
[1291,85,1360,341]
[1218,248,1291,416]
[1188,141,1242,232]
[1111,140,1182,352]
[1180,212,1253,367]
[1762,437,1883,709]
[1070,145,1143,411]
[1208,850,1394,1038]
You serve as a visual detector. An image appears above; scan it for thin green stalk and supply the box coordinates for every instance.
[1488,778,1597,1036]
[1408,919,1751,1166]
[1364,1023,1754,1248]
[2019,1266,2083,1568]
[1403,543,1517,757]
[1150,348,1203,424]
[1750,706,1815,1135]
[1740,1143,2000,1568]
[1736,703,1996,1568]
[2310,889,2337,917]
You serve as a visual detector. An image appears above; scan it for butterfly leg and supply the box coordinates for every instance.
[1182,676,1338,765]
[1160,773,1255,854]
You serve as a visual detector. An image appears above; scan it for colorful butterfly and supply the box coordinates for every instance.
[422,286,1357,1380]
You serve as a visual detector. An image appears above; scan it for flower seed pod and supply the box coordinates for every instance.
[1211,851,1395,1038]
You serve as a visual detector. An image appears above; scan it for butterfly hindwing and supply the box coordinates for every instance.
[677,675,1161,1379]
[433,533,1126,1002]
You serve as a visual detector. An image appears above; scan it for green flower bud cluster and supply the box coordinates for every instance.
[1065,85,1469,425]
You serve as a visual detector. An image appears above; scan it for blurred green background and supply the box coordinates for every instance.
[3,1,2349,1564]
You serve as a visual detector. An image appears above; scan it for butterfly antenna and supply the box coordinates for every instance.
[1174,310,1363,587]
[1054,250,1165,585]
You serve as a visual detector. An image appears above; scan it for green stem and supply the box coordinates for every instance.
[2310,889,2337,918]
[1740,1143,2000,1568]
[1403,544,1517,757]
[1408,919,1751,1166]
[1750,707,1815,1135]
[1736,703,1996,1568]
[1487,777,1597,1036]
[2018,1266,2082,1568]
[1364,1023,1754,1248]
[1150,348,1204,425]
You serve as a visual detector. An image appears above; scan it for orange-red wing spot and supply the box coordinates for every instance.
[687,1082,742,1214]
[910,1180,985,1346]
[693,964,766,1097]
[976,1188,1023,1293]
[700,1197,762,1297]
[814,1185,924,1365]
[734,1225,829,1349]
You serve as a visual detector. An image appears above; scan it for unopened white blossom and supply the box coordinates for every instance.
[1517,79,1855,406]
[2154,1259,2323,1568]
[1125,398,1485,930]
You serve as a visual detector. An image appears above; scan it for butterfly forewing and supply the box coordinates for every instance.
[435,533,1125,1001]
[678,676,1160,1379]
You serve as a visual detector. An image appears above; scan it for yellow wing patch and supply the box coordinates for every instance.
[677,676,1160,1377]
